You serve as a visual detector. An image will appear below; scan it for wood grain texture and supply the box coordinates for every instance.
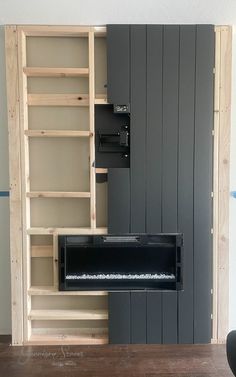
[25,130,92,137]
[216,26,232,343]
[23,67,89,77]
[27,93,89,106]
[0,340,232,377]
[18,26,32,343]
[5,25,24,345]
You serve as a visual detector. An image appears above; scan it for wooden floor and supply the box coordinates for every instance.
[0,336,233,377]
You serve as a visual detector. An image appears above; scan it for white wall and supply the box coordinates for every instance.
[0,0,235,333]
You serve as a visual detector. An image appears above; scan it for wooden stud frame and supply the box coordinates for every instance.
[6,25,108,346]
[5,25,232,345]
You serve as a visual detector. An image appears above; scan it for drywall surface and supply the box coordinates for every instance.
[0,0,236,334]
[0,26,11,334]
[0,0,236,25]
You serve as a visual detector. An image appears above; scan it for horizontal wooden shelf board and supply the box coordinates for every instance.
[23,67,89,77]
[95,94,108,105]
[29,309,108,320]
[27,227,108,235]
[28,93,89,107]
[31,246,53,258]
[26,329,108,345]
[28,286,108,296]
[19,25,106,37]
[95,168,108,174]
[25,130,92,137]
[27,191,91,198]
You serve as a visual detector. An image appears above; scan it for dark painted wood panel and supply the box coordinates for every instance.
[131,292,147,344]
[130,25,147,233]
[163,292,178,344]
[107,25,130,104]
[147,291,162,344]
[109,292,131,344]
[194,25,214,343]
[177,25,196,344]
[162,25,179,233]
[146,25,163,233]
[108,168,130,233]
[162,25,179,344]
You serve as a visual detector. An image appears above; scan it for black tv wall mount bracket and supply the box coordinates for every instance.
[98,124,130,156]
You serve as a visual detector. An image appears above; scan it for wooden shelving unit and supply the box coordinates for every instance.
[6,25,108,346]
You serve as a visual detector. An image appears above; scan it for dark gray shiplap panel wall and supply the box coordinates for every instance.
[194,25,214,343]
[107,24,214,344]
[130,25,147,233]
[108,168,130,233]
[177,25,195,344]
[146,25,163,233]
[107,25,130,104]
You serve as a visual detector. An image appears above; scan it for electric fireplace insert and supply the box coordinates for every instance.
[59,234,183,291]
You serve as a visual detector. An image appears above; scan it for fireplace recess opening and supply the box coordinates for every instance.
[59,234,183,291]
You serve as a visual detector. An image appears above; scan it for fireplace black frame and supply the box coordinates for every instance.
[58,233,183,291]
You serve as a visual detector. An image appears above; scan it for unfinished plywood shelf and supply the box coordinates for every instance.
[23,67,89,77]
[25,130,92,137]
[26,191,91,198]
[27,93,90,106]
[27,227,108,235]
[27,329,108,345]
[29,309,108,321]
[28,286,108,296]
[96,168,108,174]
[95,94,108,105]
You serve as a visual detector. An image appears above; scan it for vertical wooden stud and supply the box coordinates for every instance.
[5,25,24,345]
[214,26,232,343]
[17,27,32,342]
[212,26,221,343]
[89,29,96,229]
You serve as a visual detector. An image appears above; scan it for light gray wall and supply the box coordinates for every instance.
[0,0,236,334]
[0,25,11,334]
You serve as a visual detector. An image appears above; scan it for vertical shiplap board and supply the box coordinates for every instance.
[162,25,179,233]
[147,292,162,344]
[162,291,178,344]
[146,25,163,233]
[146,25,163,344]
[162,25,179,344]
[108,168,130,233]
[131,292,146,344]
[194,25,214,343]
[130,25,146,233]
[108,292,131,344]
[0,26,11,335]
[177,25,196,344]
[5,25,24,344]
[107,25,130,104]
